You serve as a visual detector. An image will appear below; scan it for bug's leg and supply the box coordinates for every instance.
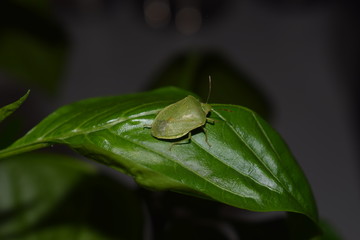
[206,118,216,124]
[202,127,211,147]
[169,132,192,150]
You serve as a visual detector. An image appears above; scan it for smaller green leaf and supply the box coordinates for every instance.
[315,220,342,240]
[287,212,322,240]
[0,90,29,123]
[0,153,143,240]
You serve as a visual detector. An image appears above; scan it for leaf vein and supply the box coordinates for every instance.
[211,108,287,193]
[250,112,303,208]
[191,138,281,193]
[112,132,252,200]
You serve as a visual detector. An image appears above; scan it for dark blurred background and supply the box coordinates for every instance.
[0,0,359,239]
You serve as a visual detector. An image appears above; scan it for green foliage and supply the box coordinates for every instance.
[0,87,318,237]
[0,153,143,240]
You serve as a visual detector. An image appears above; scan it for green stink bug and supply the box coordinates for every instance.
[151,77,214,146]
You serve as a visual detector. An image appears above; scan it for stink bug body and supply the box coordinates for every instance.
[151,77,214,147]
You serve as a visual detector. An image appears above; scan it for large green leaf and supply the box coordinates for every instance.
[0,153,143,240]
[0,87,318,233]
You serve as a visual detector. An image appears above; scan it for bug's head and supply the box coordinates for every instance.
[201,103,212,115]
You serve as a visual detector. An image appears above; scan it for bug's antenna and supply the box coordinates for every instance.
[206,75,212,103]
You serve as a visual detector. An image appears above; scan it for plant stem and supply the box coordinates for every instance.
[0,143,49,159]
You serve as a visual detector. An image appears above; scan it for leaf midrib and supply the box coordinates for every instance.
[31,99,174,143]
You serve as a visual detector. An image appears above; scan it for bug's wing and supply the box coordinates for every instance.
[161,117,204,138]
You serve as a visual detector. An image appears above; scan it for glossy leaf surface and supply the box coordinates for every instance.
[0,153,143,240]
[0,87,318,225]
